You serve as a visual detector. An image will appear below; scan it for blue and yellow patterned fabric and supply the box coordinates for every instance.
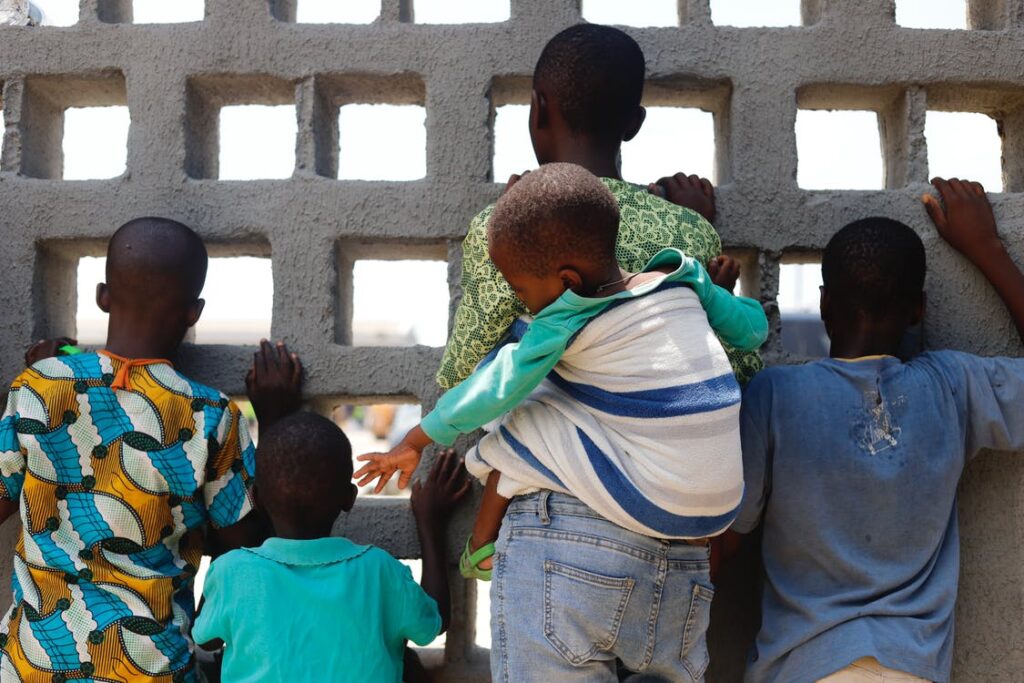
[0,350,255,683]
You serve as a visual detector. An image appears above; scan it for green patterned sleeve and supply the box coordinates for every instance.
[436,207,527,390]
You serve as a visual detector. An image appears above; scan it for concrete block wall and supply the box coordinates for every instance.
[0,0,1022,679]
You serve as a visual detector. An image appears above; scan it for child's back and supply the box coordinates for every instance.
[470,273,747,538]
[197,539,437,682]
[0,218,257,683]
[0,352,252,680]
[194,413,466,683]
[732,191,1024,683]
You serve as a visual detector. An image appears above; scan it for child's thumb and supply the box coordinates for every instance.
[921,194,946,229]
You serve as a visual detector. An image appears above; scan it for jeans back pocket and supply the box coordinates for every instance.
[681,582,715,681]
[543,560,635,666]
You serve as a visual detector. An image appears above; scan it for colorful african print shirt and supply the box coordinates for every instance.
[0,350,256,683]
[436,177,764,390]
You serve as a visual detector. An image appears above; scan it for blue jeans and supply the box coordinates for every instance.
[490,491,715,682]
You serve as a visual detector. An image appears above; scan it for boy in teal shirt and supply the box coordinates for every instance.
[193,413,468,683]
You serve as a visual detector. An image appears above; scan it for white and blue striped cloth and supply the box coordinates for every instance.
[465,284,745,540]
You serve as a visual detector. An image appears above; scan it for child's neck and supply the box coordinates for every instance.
[549,141,622,181]
[271,521,334,541]
[828,327,905,360]
[104,321,180,361]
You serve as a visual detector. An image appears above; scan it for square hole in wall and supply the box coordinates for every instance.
[132,0,204,23]
[313,74,425,180]
[76,254,273,345]
[19,72,128,179]
[896,0,967,29]
[296,0,378,23]
[796,110,883,190]
[710,0,801,27]
[336,243,449,347]
[622,107,716,184]
[778,257,828,358]
[62,106,130,180]
[413,0,509,23]
[338,104,426,180]
[493,104,535,182]
[219,106,296,180]
[186,75,296,180]
[925,111,1003,191]
[581,0,677,27]
[28,0,78,25]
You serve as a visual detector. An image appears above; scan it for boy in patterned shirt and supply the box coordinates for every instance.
[0,218,299,683]
[438,23,762,392]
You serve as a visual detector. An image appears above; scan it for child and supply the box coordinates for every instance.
[357,162,766,568]
[193,413,468,683]
[437,23,763,396]
[727,179,1024,683]
[0,218,300,682]
[359,163,766,680]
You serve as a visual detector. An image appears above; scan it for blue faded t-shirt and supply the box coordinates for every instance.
[192,536,441,683]
[734,352,1024,683]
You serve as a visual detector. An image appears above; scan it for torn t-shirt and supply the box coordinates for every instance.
[733,352,1024,683]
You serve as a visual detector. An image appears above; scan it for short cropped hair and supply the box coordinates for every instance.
[256,412,353,525]
[488,163,620,277]
[822,217,926,317]
[534,24,646,143]
[107,217,208,305]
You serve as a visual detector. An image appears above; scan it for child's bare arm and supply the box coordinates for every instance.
[410,449,470,634]
[649,173,716,224]
[923,178,1024,344]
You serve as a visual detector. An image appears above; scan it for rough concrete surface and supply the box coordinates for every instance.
[0,0,1022,679]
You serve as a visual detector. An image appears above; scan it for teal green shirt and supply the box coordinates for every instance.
[192,537,441,683]
[420,248,768,446]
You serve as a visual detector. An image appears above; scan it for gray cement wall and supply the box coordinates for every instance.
[0,0,1022,680]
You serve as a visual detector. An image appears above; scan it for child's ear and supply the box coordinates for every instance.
[185,299,206,328]
[622,106,646,142]
[342,482,357,512]
[558,268,583,292]
[531,89,548,130]
[96,283,111,313]
[819,286,831,333]
[910,291,926,325]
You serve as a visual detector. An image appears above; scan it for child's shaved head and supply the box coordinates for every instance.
[107,217,208,308]
[534,24,645,143]
[823,217,926,318]
[256,412,355,535]
[488,163,619,278]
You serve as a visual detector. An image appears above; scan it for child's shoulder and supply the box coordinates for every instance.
[146,363,230,405]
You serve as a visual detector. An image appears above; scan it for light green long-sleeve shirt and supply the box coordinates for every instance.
[420,248,768,446]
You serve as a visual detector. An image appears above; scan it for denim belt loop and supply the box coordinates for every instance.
[538,490,551,526]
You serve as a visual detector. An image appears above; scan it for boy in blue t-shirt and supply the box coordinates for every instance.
[728,178,1024,683]
[193,413,469,683]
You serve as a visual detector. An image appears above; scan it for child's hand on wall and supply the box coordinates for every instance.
[245,340,302,429]
[708,255,741,293]
[410,448,470,526]
[922,178,1002,264]
[24,337,77,367]
[649,173,716,224]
